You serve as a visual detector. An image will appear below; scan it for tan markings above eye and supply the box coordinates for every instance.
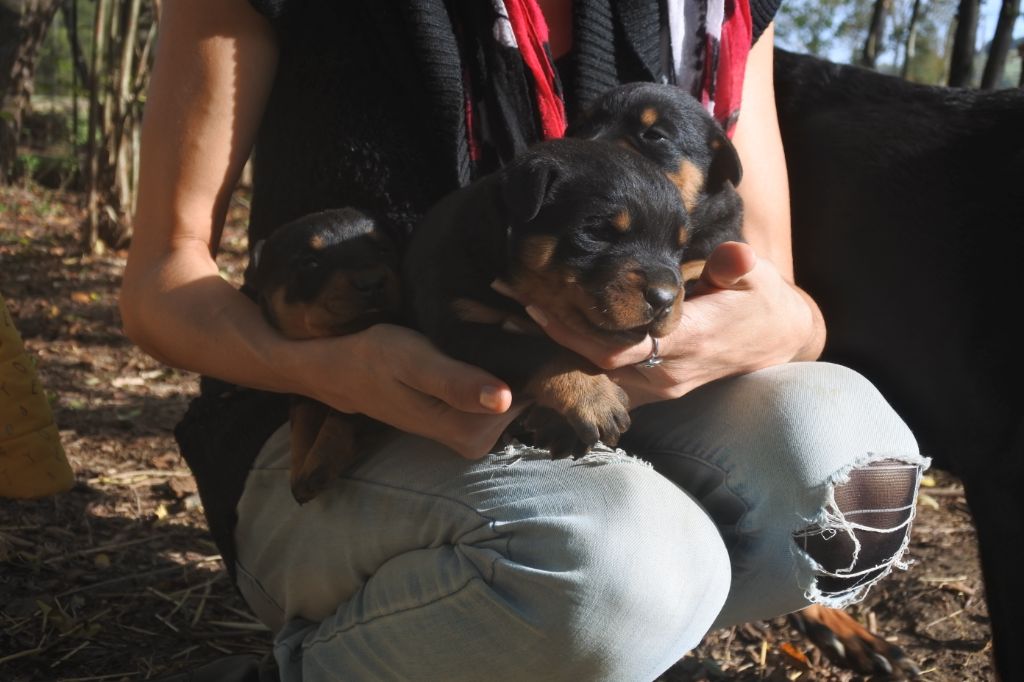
[640,107,658,127]
[666,159,704,212]
[612,210,631,233]
[678,225,689,248]
[309,234,326,250]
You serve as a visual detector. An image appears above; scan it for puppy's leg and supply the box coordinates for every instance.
[290,411,359,505]
[521,355,631,459]
[289,399,328,478]
[434,320,630,458]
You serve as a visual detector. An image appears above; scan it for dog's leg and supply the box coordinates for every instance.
[520,357,632,458]
[961,454,1024,682]
[790,604,920,678]
[290,411,359,505]
[434,319,630,458]
[288,400,330,503]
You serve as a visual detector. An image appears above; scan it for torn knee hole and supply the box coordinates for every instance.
[794,459,923,600]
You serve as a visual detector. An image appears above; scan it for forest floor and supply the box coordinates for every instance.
[0,185,996,681]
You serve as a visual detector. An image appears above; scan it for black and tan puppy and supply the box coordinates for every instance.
[568,82,744,284]
[250,208,402,503]
[406,138,689,458]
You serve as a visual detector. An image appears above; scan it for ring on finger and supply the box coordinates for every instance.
[636,337,663,369]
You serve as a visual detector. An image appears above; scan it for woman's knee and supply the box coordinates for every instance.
[480,455,732,678]
[727,362,921,479]
[624,363,930,624]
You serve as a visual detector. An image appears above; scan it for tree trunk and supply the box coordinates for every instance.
[948,0,982,86]
[901,0,924,79]
[1019,44,1024,87]
[84,0,110,253]
[81,0,154,253]
[60,0,89,88]
[0,0,61,183]
[860,0,891,69]
[980,0,1021,88]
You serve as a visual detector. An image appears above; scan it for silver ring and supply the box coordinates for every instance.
[637,337,662,368]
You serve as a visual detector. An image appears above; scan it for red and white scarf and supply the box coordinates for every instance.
[458,0,752,173]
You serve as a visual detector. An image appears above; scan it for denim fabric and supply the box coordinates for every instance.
[233,362,926,681]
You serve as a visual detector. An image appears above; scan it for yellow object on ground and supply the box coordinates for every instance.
[0,292,73,498]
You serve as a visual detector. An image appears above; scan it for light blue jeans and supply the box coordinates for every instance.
[233,362,928,681]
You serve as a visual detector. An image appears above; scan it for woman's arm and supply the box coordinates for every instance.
[120,0,517,458]
[511,23,825,403]
[729,23,826,361]
[121,0,288,387]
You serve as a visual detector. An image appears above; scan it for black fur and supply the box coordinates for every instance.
[568,81,745,262]
[405,138,689,457]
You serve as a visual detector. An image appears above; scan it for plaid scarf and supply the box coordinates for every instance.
[454,0,752,176]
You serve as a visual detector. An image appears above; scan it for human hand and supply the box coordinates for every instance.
[295,324,523,459]
[499,241,818,407]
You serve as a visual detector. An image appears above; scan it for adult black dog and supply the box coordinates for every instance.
[774,47,1024,680]
[405,137,688,458]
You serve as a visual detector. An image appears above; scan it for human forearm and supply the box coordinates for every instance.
[119,243,302,394]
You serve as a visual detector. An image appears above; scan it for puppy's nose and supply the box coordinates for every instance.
[644,285,677,316]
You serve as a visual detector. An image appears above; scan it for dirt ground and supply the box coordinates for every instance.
[0,185,996,681]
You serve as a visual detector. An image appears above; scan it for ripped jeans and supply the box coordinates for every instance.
[233,362,928,681]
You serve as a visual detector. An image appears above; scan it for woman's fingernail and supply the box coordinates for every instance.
[479,385,506,411]
[501,318,528,334]
[490,279,516,298]
[524,305,548,327]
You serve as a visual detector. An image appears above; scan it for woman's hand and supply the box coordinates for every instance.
[293,324,522,459]
[506,241,820,407]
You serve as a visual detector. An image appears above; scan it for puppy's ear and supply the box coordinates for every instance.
[707,131,743,190]
[500,156,559,224]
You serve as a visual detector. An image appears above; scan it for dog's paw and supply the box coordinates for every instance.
[290,466,331,505]
[523,373,631,458]
[790,605,921,679]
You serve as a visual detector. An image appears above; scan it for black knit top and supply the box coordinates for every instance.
[176,0,782,581]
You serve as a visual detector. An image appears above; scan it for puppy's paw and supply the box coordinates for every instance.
[290,465,332,505]
[524,369,631,458]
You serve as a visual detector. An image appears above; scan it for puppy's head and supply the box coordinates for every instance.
[568,83,742,211]
[250,207,402,339]
[500,138,688,344]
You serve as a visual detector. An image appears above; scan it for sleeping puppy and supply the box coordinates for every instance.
[568,82,744,285]
[250,208,402,503]
[405,138,689,458]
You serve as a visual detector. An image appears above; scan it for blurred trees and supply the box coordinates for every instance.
[981,0,1022,87]
[1,0,156,253]
[1,0,61,182]
[81,0,158,252]
[776,0,1022,86]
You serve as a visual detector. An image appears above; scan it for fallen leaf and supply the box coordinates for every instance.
[778,642,811,669]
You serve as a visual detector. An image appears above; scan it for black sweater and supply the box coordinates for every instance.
[176,0,782,580]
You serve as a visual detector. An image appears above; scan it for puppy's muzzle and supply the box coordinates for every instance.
[644,267,681,320]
